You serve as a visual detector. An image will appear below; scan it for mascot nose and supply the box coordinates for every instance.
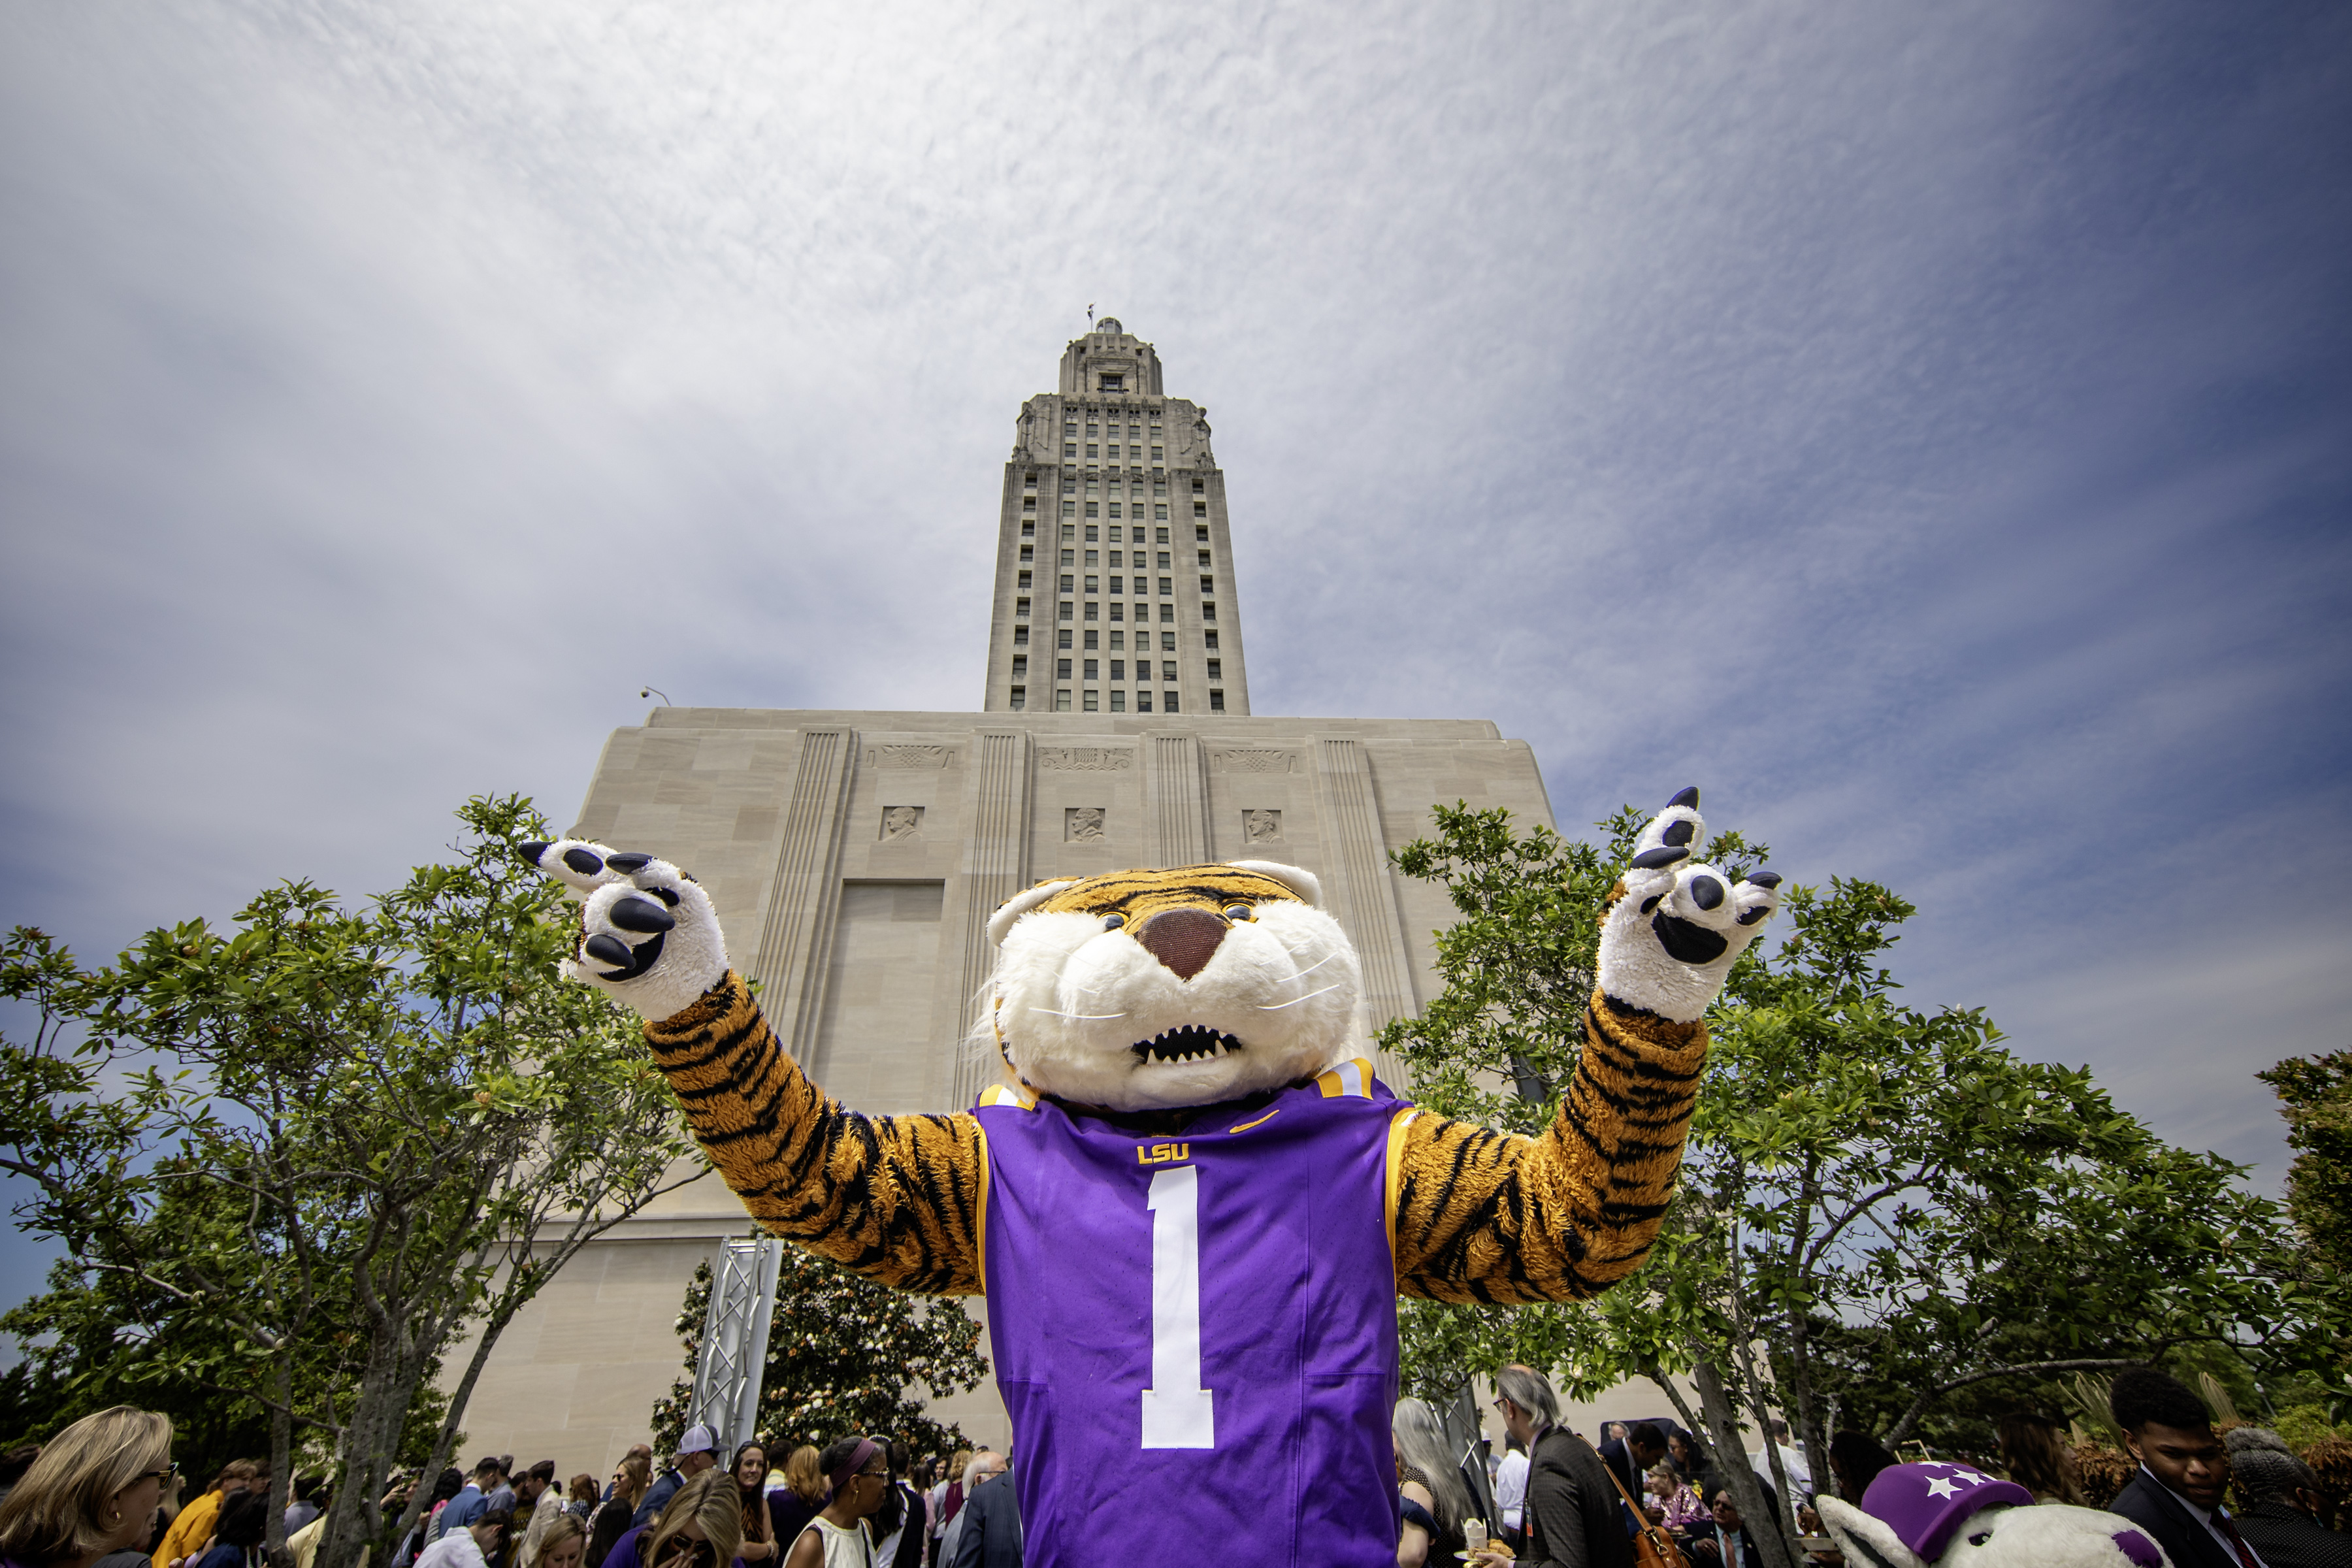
[1135,907,1228,980]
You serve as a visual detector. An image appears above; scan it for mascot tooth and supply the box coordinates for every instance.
[529,789,1781,1567]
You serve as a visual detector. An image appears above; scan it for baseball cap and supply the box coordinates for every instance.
[676,1425,719,1456]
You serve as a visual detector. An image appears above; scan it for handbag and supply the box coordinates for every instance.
[1582,1437,1690,1568]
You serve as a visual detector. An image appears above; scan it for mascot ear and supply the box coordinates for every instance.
[1227,860,1322,907]
[1818,1497,1928,1568]
[987,878,1081,947]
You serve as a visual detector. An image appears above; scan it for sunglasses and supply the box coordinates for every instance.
[137,1463,179,1486]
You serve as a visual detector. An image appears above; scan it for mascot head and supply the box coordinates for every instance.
[981,861,1362,1112]
[1819,1464,2168,1568]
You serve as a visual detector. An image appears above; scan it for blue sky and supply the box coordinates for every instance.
[3,1,2347,1312]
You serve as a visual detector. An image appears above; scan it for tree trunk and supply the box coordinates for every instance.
[1690,1358,1799,1568]
[265,1358,295,1562]
[1784,1313,1830,1510]
[1729,1336,1808,1565]
[1640,1359,1713,1468]
[316,1329,433,1568]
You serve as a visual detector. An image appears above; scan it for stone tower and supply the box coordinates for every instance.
[984,319,1250,717]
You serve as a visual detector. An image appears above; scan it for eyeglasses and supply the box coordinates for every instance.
[137,1464,178,1486]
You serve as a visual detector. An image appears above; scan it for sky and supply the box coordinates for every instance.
[2,1,2347,1311]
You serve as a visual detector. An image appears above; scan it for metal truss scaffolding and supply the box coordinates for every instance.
[688,1233,783,1448]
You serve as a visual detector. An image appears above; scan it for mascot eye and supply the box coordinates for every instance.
[1102,913,1126,930]
[1223,904,1255,922]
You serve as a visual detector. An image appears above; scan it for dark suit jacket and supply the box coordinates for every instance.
[1596,1439,1646,1535]
[1526,1429,1636,1568]
[2232,1499,2352,1568]
[947,1472,1022,1568]
[2110,1471,2240,1568]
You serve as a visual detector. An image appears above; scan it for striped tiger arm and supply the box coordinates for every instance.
[1388,987,1707,1303]
[642,971,988,1296]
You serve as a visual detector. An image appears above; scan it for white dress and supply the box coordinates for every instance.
[793,1517,873,1568]
[414,1531,488,1568]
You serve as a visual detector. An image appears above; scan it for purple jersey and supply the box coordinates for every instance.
[972,1058,1410,1567]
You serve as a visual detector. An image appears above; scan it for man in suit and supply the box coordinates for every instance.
[1599,1424,1671,1533]
[947,1452,1021,1568]
[2108,1367,2269,1568]
[1484,1365,1633,1568]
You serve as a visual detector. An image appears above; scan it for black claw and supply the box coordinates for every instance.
[608,896,676,934]
[652,887,681,907]
[606,852,653,873]
[519,841,552,868]
[1689,875,1725,911]
[1631,845,1689,870]
[562,847,604,876]
[1663,819,1695,847]
[1667,786,1699,809]
[1640,894,1663,915]
[584,933,634,967]
[1747,870,1782,889]
[1737,906,1771,926]
[1653,911,1730,964]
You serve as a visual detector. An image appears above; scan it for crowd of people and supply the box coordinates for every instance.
[1412,1365,2351,1568]
[3,1365,2345,1568]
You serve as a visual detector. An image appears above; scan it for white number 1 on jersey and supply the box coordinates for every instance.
[1139,1164,1217,1448]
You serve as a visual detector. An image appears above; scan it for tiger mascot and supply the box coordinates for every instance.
[525,787,1779,1567]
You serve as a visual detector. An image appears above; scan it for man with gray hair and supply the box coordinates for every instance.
[1482,1365,1631,1568]
[2224,1428,2351,1568]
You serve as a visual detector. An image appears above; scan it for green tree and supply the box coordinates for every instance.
[651,1243,989,1459]
[2257,1049,2352,1402]
[1382,803,2300,1568]
[1,796,703,1568]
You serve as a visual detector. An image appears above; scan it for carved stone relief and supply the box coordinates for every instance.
[1066,807,1106,842]
[869,745,952,768]
[1039,746,1134,771]
[1211,749,1296,773]
[879,806,924,841]
[1242,809,1282,845]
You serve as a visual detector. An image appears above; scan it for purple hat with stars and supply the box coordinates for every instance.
[1859,1463,2034,1561]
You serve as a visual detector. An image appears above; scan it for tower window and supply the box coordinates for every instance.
[1022,495,1036,510]
[1161,661,1178,682]
[1192,478,1205,491]
[1206,659,1221,680]
[1159,577,1173,595]
[1014,626,1029,647]
[1064,421,1077,434]
[1085,444,1098,459]
[1083,659,1098,679]
[1059,574,1073,592]
[1209,689,1224,711]
[1156,552,1170,568]
[1160,604,1175,623]
[1156,527,1169,543]
[1108,503,1121,517]
[1109,630,1125,649]
[1164,691,1180,713]
[1137,691,1152,713]
[1200,576,1214,593]
[1111,690,1126,711]
[1056,689,1071,711]
[1198,549,1211,566]
[1110,659,1126,681]
[1161,631,1176,651]
[1084,629,1099,649]
[1057,659,1072,678]
[1062,502,1075,518]
[1060,549,1073,566]
[1085,602,1098,621]
[1086,526,1099,542]
[1150,445,1163,460]
[1196,525,1209,542]
[1064,443,1077,458]
[1058,629,1073,649]
[1132,527,1147,543]
[1203,630,1218,649]
[1012,655,1028,678]
[1083,689,1099,711]
[1154,504,1168,519]
[1017,570,1031,589]
[1010,685,1026,710]
[1016,597,1030,617]
[1201,602,1217,621]
[1194,502,1207,517]
[1100,372,1124,391]
[1059,601,1073,621]
[1021,521,1034,538]
[1085,503,1098,517]
[1110,603,1124,621]
[1086,422,1099,434]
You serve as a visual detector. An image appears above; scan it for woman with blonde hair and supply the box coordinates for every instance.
[587,1460,649,1568]
[534,1515,588,1568]
[762,1450,825,1556]
[633,1473,740,1568]
[0,1408,176,1568]
[1996,1413,2085,1506]
[1392,1397,1471,1568]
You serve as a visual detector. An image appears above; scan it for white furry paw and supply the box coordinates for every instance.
[1594,787,1780,1023]
[521,838,729,1022]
